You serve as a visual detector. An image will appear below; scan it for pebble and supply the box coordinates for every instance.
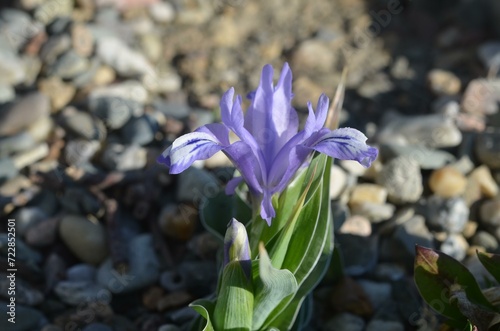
[121,115,156,145]
[323,313,365,331]
[349,202,395,223]
[11,206,47,237]
[379,144,455,170]
[87,98,136,130]
[338,215,372,237]
[66,264,97,282]
[429,166,467,198]
[40,35,72,65]
[392,215,434,258]
[358,280,392,310]
[0,84,15,103]
[366,320,404,331]
[340,160,367,177]
[176,167,220,203]
[462,79,500,115]
[0,48,26,86]
[469,165,499,198]
[34,0,73,24]
[372,263,406,282]
[330,164,348,199]
[92,65,116,86]
[349,184,387,206]
[71,23,94,57]
[55,280,111,306]
[0,93,50,136]
[478,42,500,73]
[0,303,46,331]
[480,198,500,227]
[440,234,469,261]
[64,139,101,166]
[337,234,379,276]
[420,196,469,233]
[471,231,498,252]
[60,107,107,141]
[0,158,18,182]
[100,143,147,170]
[149,1,176,23]
[25,217,59,247]
[59,215,108,265]
[427,69,461,95]
[291,40,335,74]
[159,203,197,241]
[0,175,31,196]
[82,323,113,331]
[96,36,154,77]
[59,187,101,215]
[0,277,44,305]
[377,111,462,148]
[48,50,89,79]
[12,143,50,170]
[376,156,423,204]
[97,234,160,294]
[157,291,193,312]
[0,132,36,157]
[38,77,76,112]
[475,128,500,169]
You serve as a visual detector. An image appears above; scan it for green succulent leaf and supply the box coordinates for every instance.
[477,251,500,284]
[190,299,215,331]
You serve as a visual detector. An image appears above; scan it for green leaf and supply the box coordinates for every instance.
[190,299,215,331]
[200,191,251,241]
[477,251,500,284]
[252,242,298,330]
[213,261,254,331]
[414,245,497,325]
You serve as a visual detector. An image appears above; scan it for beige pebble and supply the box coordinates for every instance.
[427,69,461,95]
[339,215,372,237]
[349,183,387,206]
[330,164,347,200]
[429,166,467,198]
[469,165,499,198]
[480,198,500,227]
[462,221,478,239]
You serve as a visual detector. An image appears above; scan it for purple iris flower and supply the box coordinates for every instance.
[158,63,378,225]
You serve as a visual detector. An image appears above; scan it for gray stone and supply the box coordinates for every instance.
[149,1,176,23]
[350,202,395,223]
[373,263,406,282]
[100,143,147,171]
[59,187,101,215]
[358,280,392,309]
[0,93,50,136]
[481,198,500,227]
[0,131,36,157]
[392,215,434,258]
[153,97,190,119]
[377,111,462,148]
[379,144,455,170]
[121,115,155,145]
[337,234,378,276]
[366,320,404,331]
[0,276,43,305]
[176,167,220,203]
[97,234,160,294]
[59,107,107,141]
[59,215,108,265]
[40,35,72,65]
[420,196,469,233]
[322,313,365,331]
[0,84,15,103]
[64,139,101,166]
[25,217,59,247]
[88,97,136,129]
[96,36,154,77]
[55,280,111,306]
[440,234,469,261]
[11,206,47,238]
[0,302,46,331]
[82,323,113,331]
[472,231,499,252]
[34,0,73,25]
[0,9,42,51]
[66,264,97,282]
[49,50,89,79]
[476,129,500,169]
[376,156,423,204]
[177,261,218,297]
[0,234,42,265]
[462,79,500,115]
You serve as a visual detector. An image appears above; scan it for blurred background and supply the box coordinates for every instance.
[1,0,500,330]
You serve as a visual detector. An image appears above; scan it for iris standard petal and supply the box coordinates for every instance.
[225,176,244,195]
[308,127,378,167]
[304,93,329,135]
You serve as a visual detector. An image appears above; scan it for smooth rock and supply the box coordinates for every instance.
[478,42,500,73]
[462,79,500,115]
[379,144,455,170]
[0,9,42,51]
[25,217,59,247]
[358,280,392,309]
[471,231,498,252]
[26,116,52,142]
[420,196,469,233]
[350,202,396,223]
[88,97,137,129]
[340,159,367,177]
[100,143,147,170]
[0,158,18,182]
[469,165,499,198]
[48,50,89,79]
[0,93,50,136]
[330,164,347,199]
[0,84,15,103]
[338,215,371,237]
[0,131,36,157]
[373,263,406,282]
[366,320,404,331]
[0,302,46,331]
[97,234,160,294]
[40,35,72,65]
[429,166,467,198]
[440,234,469,261]
[427,69,461,95]
[55,280,111,306]
[12,206,47,238]
[176,167,220,203]
[96,36,154,77]
[349,184,387,206]
[38,77,75,112]
[0,48,26,85]
[64,139,101,166]
[66,264,97,282]
[323,313,365,331]
[392,215,434,258]
[60,107,106,141]
[377,111,462,148]
[159,203,197,241]
[82,323,113,331]
[59,215,108,265]
[12,143,49,170]
[71,23,94,57]
[149,1,176,23]
[121,115,155,145]
[92,65,116,86]
[0,235,42,265]
[337,234,378,276]
[480,198,500,227]
[475,129,500,169]
[376,156,423,204]
[291,40,335,73]
[0,276,43,305]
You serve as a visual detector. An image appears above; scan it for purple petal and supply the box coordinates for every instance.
[166,131,224,174]
[272,63,299,148]
[225,176,244,195]
[223,141,264,195]
[304,94,329,135]
[260,191,275,225]
[308,128,378,167]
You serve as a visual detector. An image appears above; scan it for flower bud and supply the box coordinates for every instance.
[224,218,250,267]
